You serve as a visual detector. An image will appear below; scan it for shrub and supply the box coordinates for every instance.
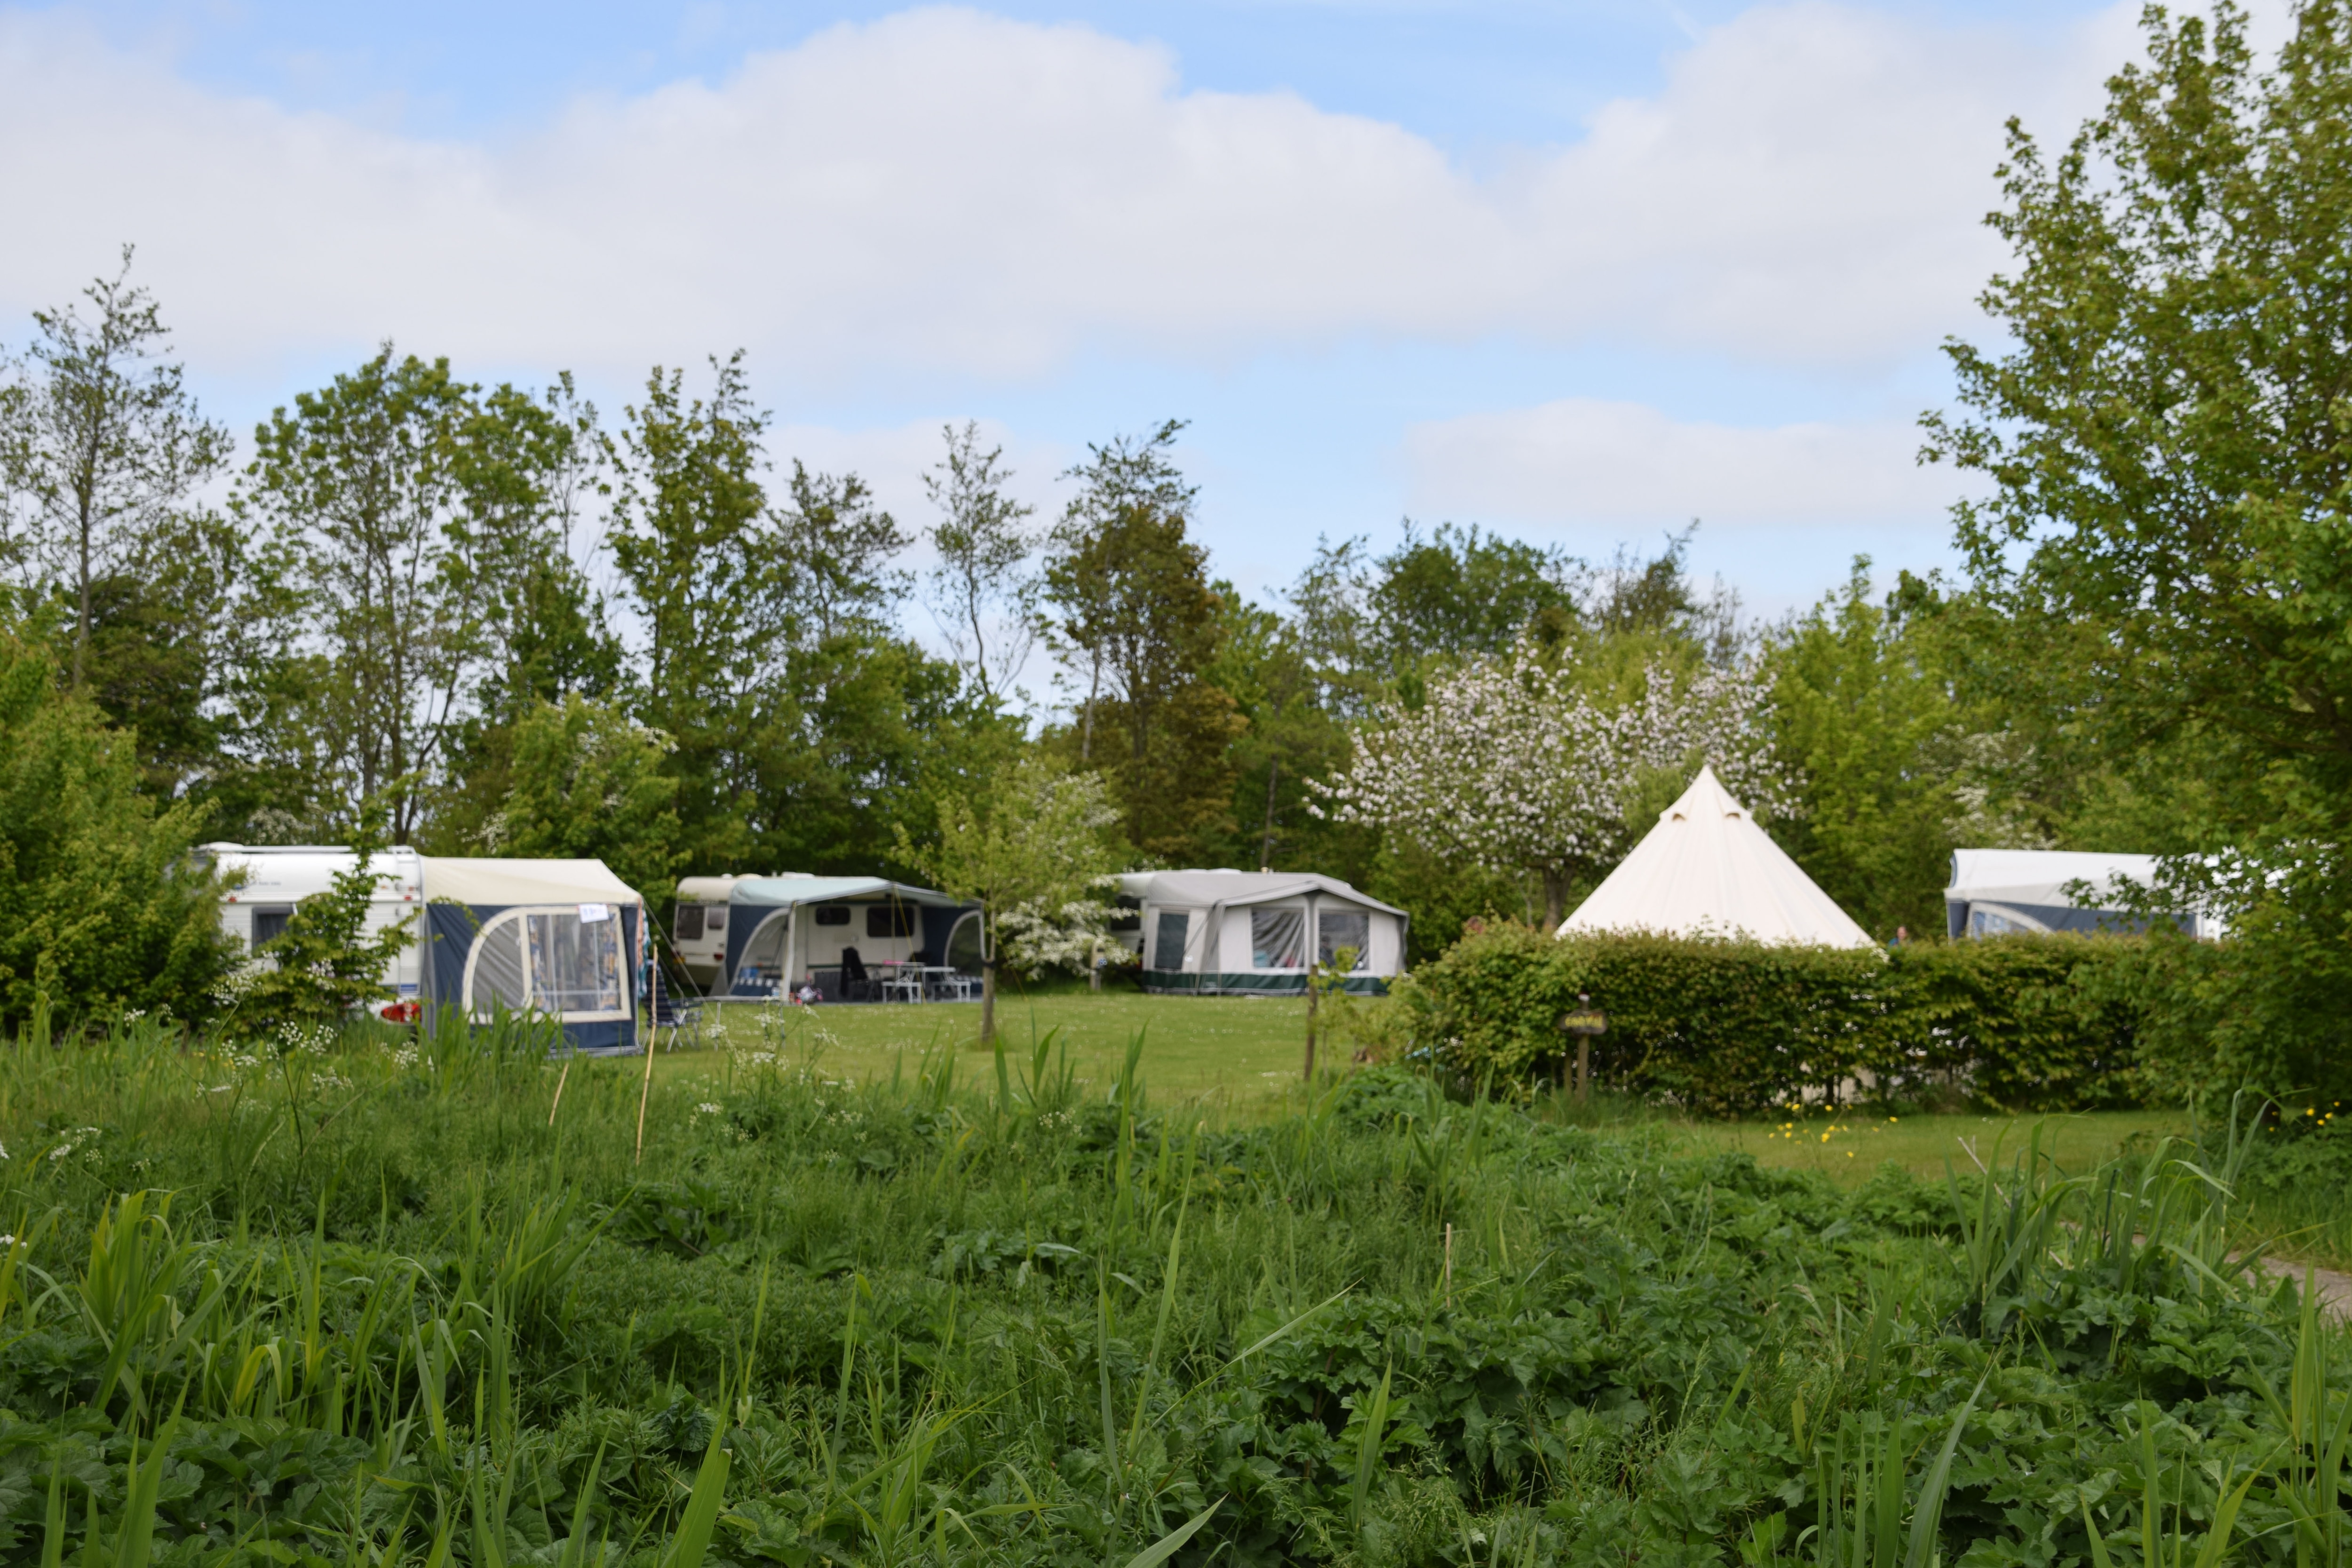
[0,633,237,1028]
[1401,925,2150,1113]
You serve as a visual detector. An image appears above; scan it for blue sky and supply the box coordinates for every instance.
[0,0,2147,621]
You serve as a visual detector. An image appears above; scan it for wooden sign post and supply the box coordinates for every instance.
[1559,993,1606,1105]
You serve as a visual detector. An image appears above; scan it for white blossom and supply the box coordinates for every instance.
[1311,644,1796,917]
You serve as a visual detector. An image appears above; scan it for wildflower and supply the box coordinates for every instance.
[695,1102,723,1117]
[49,1145,70,1161]
[0,1235,14,1248]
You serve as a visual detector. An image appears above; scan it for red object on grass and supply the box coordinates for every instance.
[379,1001,421,1024]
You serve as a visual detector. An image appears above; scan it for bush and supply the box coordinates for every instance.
[0,633,237,1028]
[1399,925,2149,1113]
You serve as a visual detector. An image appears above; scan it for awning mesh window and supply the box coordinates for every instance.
[1318,911,1370,970]
[528,912,622,1013]
[1251,908,1305,970]
[469,908,624,1018]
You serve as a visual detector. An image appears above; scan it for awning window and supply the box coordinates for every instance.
[1318,910,1370,970]
[1251,908,1305,970]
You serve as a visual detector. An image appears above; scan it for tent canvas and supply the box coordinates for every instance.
[417,857,647,1053]
[702,876,979,998]
[1116,869,1407,995]
[1557,766,1875,949]
[1943,849,2219,939]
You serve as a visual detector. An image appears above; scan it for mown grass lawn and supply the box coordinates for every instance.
[681,986,1321,1112]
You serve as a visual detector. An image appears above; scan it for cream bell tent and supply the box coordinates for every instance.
[201,845,648,1052]
[1556,767,1875,949]
[1116,870,1407,995]
[1944,850,2223,939]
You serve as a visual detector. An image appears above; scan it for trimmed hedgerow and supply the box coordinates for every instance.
[1398,925,2147,1113]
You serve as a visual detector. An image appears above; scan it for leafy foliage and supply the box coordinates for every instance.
[1404,925,2150,1113]
[0,633,235,1027]
[1317,648,1791,927]
[0,1026,2334,1566]
[485,692,683,902]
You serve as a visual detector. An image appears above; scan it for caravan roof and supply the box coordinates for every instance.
[1943,849,2214,937]
[1116,870,1404,915]
[201,844,422,903]
[737,876,965,907]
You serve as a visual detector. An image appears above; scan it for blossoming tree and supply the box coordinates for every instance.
[1314,645,1794,927]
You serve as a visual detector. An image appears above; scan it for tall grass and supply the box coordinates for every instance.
[0,1011,2342,1564]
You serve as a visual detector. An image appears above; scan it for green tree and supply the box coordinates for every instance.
[0,631,236,1027]
[487,693,683,900]
[604,354,777,873]
[1762,563,1970,939]
[241,349,574,840]
[429,376,622,851]
[896,755,1120,1048]
[1925,0,2352,1097]
[922,422,1036,707]
[776,461,910,642]
[1042,422,1243,859]
[0,247,232,690]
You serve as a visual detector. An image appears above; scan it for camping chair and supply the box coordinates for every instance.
[841,947,875,1002]
[650,968,703,1051]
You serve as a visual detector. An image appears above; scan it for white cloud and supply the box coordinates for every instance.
[0,1,2131,382]
[1405,398,1979,529]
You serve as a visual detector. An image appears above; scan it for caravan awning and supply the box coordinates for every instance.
[421,858,644,907]
[728,876,967,907]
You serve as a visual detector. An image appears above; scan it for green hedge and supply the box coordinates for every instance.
[1397,926,2147,1114]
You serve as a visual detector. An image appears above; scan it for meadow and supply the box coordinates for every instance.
[1,1004,2346,1567]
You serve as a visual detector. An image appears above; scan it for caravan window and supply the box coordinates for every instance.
[1317,911,1370,970]
[867,905,916,939]
[250,906,294,955]
[1251,908,1305,970]
[1153,912,1188,969]
[814,905,851,926]
[467,907,625,1019]
[675,905,705,942]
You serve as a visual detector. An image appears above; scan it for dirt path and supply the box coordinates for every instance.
[2256,1257,2352,1321]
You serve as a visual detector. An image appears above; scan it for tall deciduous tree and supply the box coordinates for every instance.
[1042,421,1243,857]
[1925,0,2352,1098]
[1762,562,1973,938]
[922,422,1036,705]
[775,461,910,642]
[1317,645,1791,926]
[0,247,231,688]
[489,693,683,901]
[603,354,777,870]
[240,348,566,840]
